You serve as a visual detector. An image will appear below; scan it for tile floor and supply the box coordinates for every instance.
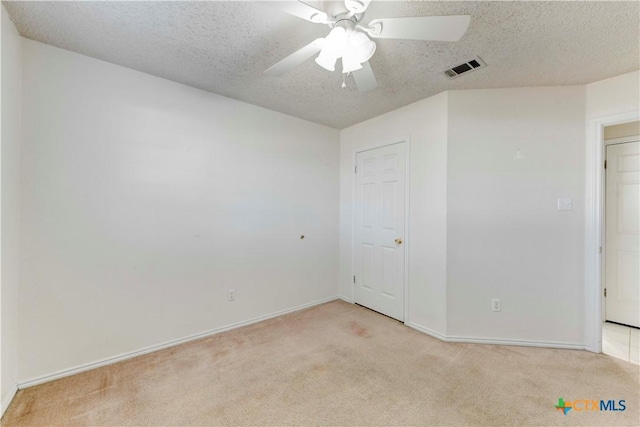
[602,321,639,365]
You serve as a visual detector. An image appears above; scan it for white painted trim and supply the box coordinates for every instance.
[585,111,639,353]
[403,138,411,325]
[351,136,411,322]
[351,137,410,157]
[1,384,18,418]
[17,296,339,389]
[443,336,586,350]
[408,322,586,351]
[338,296,354,304]
[604,135,640,145]
[406,322,448,342]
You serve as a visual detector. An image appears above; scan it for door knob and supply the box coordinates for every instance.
[395,238,403,245]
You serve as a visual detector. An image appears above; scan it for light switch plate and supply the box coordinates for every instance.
[557,198,572,211]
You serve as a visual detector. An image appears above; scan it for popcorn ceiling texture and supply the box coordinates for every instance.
[3,1,639,129]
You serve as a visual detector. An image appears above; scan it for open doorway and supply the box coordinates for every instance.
[601,120,639,364]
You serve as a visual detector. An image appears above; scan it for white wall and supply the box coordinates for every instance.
[340,92,449,335]
[19,40,340,382]
[1,4,22,413]
[446,87,586,344]
[586,70,640,120]
[340,86,590,346]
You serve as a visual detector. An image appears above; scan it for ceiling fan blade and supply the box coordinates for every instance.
[267,1,332,24]
[265,38,324,76]
[344,0,372,14]
[352,61,378,92]
[367,15,471,42]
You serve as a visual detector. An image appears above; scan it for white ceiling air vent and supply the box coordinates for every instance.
[443,57,486,79]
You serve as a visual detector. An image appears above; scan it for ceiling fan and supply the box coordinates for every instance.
[264,0,471,92]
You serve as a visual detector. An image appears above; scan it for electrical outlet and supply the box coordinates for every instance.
[491,298,501,312]
[227,289,235,302]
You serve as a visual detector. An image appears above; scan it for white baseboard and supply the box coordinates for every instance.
[17,298,588,390]
[406,322,449,341]
[443,335,587,350]
[407,322,587,351]
[18,296,339,389]
[338,296,353,304]
[1,384,18,418]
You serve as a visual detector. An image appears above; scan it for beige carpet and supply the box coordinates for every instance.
[3,300,639,426]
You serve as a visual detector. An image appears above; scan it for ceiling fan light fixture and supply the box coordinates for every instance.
[315,50,338,71]
[348,31,376,63]
[315,26,348,71]
[324,27,348,52]
[356,39,376,63]
[341,55,362,74]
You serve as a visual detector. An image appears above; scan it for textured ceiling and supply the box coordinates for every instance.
[4,1,639,129]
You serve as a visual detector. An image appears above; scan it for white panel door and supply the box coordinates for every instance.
[605,141,640,328]
[354,142,406,321]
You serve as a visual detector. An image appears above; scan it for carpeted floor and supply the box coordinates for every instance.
[3,300,639,426]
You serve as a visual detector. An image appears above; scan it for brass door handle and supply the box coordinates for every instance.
[395,238,403,245]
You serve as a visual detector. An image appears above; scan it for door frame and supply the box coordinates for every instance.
[351,137,411,323]
[585,111,639,353]
[602,135,640,324]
